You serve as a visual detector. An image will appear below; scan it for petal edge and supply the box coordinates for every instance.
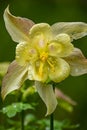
[51,22,87,41]
[64,48,87,76]
[1,61,28,99]
[4,6,35,42]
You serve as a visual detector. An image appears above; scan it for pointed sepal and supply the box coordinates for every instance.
[4,6,35,42]
[1,61,28,99]
[35,81,58,116]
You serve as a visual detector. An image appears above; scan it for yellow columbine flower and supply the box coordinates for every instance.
[2,6,87,115]
[16,24,73,83]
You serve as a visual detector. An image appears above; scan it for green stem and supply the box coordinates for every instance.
[50,113,54,130]
[21,110,25,130]
[50,83,55,130]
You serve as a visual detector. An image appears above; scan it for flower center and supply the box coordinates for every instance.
[40,52,48,62]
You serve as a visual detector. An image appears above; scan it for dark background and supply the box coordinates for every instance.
[0,0,87,130]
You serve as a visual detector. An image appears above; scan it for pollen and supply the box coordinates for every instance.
[40,52,48,62]
[38,62,44,77]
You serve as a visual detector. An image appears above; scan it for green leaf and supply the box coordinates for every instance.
[2,106,16,118]
[2,102,34,118]
[62,119,80,129]
[37,118,79,130]
[22,103,34,110]
[24,114,36,125]
[58,99,74,112]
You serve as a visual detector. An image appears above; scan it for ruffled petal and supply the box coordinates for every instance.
[16,42,38,66]
[48,33,74,57]
[35,81,57,115]
[64,48,87,76]
[29,23,51,38]
[4,6,34,42]
[1,61,28,99]
[48,58,70,82]
[51,22,87,41]
[29,23,52,51]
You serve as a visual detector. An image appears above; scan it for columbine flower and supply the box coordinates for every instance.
[2,6,87,115]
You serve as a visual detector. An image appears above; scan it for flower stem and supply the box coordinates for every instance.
[50,112,54,130]
[21,110,25,130]
[50,83,55,130]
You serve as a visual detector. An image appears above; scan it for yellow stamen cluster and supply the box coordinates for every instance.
[40,52,48,62]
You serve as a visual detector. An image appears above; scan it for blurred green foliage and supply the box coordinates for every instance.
[0,0,87,130]
[1,102,34,118]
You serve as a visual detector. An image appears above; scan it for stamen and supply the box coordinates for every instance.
[40,52,48,62]
[47,60,55,72]
[39,62,44,77]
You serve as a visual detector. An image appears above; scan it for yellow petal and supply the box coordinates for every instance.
[16,42,38,66]
[35,81,58,116]
[1,61,28,100]
[29,23,52,52]
[51,22,87,41]
[64,48,87,76]
[29,23,51,38]
[4,6,34,42]
[48,34,74,57]
[49,58,70,82]
[48,42,63,57]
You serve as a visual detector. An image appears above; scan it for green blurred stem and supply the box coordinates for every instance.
[50,83,55,130]
[50,113,54,130]
[21,110,25,130]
